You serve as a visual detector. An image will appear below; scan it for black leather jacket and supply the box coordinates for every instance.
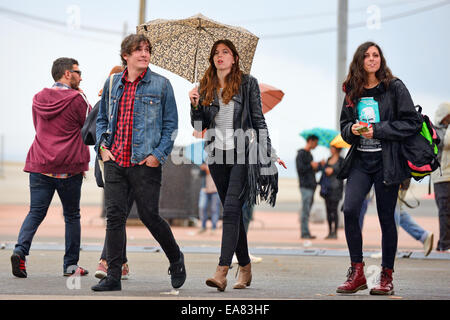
[190,74,273,158]
[337,78,422,185]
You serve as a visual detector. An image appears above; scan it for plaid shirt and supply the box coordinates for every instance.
[110,68,147,167]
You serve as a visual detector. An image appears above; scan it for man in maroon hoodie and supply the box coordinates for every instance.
[11,57,90,278]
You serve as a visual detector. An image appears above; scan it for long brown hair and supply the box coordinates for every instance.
[343,42,394,106]
[199,39,242,106]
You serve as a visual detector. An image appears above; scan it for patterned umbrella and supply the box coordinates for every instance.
[299,128,340,147]
[137,13,259,83]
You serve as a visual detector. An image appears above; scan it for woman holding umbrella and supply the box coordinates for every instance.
[189,39,286,291]
[336,42,422,295]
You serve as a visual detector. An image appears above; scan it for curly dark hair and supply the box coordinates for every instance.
[343,42,395,107]
[120,34,152,67]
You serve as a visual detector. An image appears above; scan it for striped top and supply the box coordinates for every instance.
[213,89,235,150]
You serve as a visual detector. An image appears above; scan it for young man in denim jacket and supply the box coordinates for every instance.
[92,34,185,291]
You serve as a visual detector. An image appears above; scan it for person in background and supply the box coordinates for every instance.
[198,162,221,234]
[11,57,90,278]
[432,102,450,252]
[320,146,344,239]
[296,135,324,239]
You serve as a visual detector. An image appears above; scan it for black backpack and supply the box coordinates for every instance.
[401,105,441,181]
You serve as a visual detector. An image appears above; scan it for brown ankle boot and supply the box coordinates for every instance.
[206,265,229,291]
[233,263,252,289]
[370,267,394,295]
[336,262,368,294]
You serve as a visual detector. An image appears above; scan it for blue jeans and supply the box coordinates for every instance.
[395,209,427,242]
[14,173,83,271]
[300,187,315,237]
[199,190,220,230]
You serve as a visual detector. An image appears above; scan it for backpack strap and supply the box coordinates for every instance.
[108,74,115,120]
[78,91,90,119]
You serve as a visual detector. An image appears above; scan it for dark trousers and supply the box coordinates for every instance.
[99,190,134,264]
[14,173,83,271]
[434,182,450,251]
[325,198,339,234]
[343,167,399,269]
[103,161,180,280]
[208,152,251,267]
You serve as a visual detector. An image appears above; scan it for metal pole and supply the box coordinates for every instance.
[122,21,128,38]
[0,134,4,178]
[336,0,348,130]
[139,0,146,25]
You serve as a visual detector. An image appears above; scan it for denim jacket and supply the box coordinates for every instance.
[95,67,178,165]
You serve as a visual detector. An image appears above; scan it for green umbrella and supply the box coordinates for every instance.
[299,128,340,147]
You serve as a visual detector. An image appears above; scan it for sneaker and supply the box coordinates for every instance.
[11,253,27,278]
[423,232,434,257]
[64,265,89,277]
[121,263,130,280]
[249,254,263,264]
[91,277,121,292]
[95,261,108,279]
[168,251,186,289]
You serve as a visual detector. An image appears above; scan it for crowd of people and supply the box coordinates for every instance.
[9,33,449,297]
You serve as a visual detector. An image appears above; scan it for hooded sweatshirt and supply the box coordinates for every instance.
[24,87,90,174]
[432,102,450,183]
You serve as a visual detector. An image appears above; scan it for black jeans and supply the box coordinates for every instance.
[434,182,450,251]
[325,198,339,234]
[100,190,134,264]
[103,161,181,280]
[343,154,399,269]
[208,150,251,267]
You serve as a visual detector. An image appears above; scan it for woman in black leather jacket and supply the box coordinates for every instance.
[335,42,421,296]
[189,39,285,292]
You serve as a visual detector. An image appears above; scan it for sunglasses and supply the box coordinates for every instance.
[69,70,82,76]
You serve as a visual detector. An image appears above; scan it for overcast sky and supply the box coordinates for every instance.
[1,0,449,177]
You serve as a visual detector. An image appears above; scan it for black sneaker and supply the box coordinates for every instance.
[168,251,186,289]
[91,277,121,292]
[11,253,27,278]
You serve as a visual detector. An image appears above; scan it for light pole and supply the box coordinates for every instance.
[336,0,348,130]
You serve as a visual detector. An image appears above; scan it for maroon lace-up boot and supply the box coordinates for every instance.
[336,262,368,294]
[370,267,394,295]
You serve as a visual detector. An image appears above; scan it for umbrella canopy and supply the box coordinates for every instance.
[299,128,340,147]
[330,134,351,149]
[259,83,284,114]
[183,141,206,165]
[137,13,259,83]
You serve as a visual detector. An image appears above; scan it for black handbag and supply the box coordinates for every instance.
[240,78,278,207]
[81,100,100,146]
